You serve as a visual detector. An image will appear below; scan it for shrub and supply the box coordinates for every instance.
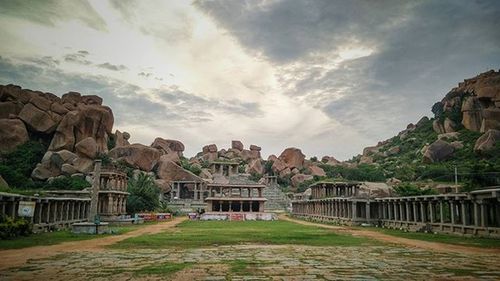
[44,176,91,190]
[0,141,47,188]
[0,215,32,240]
[393,183,437,196]
[127,173,160,214]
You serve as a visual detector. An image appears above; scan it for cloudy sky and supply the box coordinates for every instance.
[1,0,499,160]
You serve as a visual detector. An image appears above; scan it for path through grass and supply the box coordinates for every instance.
[0,223,154,250]
[111,220,374,249]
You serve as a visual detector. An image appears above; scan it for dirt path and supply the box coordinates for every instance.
[0,216,187,271]
[280,215,500,255]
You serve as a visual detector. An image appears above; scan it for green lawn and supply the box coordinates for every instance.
[0,223,152,250]
[369,227,500,248]
[111,220,374,249]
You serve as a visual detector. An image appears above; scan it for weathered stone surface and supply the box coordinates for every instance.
[279,167,292,178]
[271,158,287,173]
[241,149,260,161]
[56,150,78,164]
[416,116,429,127]
[278,147,305,169]
[246,159,264,174]
[72,157,94,173]
[231,140,244,151]
[207,144,218,153]
[250,144,261,151]
[461,96,483,132]
[75,137,98,159]
[154,179,171,192]
[321,156,341,166]
[18,103,58,134]
[480,108,500,132]
[109,144,161,172]
[309,165,326,177]
[159,152,181,164]
[81,95,102,105]
[50,102,69,115]
[0,101,24,119]
[432,120,446,134]
[444,118,457,133]
[450,141,464,150]
[61,92,82,105]
[156,159,201,182]
[0,118,29,154]
[49,104,113,153]
[363,146,380,156]
[29,95,52,111]
[151,137,185,155]
[423,140,455,163]
[61,163,77,175]
[114,130,130,148]
[359,155,373,164]
[359,182,393,198]
[385,146,401,156]
[474,129,500,154]
[291,174,313,187]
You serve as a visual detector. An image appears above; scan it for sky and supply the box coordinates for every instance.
[0,0,499,160]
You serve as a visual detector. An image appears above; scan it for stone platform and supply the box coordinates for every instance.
[200,212,277,221]
[72,222,110,234]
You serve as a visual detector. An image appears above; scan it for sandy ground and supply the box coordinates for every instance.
[0,216,187,270]
[280,214,500,255]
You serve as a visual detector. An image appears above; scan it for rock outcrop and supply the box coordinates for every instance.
[423,140,455,163]
[474,129,500,154]
[0,118,29,154]
[108,144,161,172]
[151,137,185,156]
[278,147,305,170]
[156,159,201,182]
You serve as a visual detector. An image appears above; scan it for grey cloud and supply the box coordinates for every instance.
[138,72,153,78]
[63,51,92,65]
[0,0,107,31]
[97,62,127,71]
[197,0,500,144]
[154,87,263,117]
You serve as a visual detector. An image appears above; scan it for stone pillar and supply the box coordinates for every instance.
[388,202,393,220]
[382,202,387,219]
[461,201,467,226]
[474,201,480,227]
[450,200,456,225]
[413,202,418,222]
[194,183,198,201]
[405,202,410,221]
[89,160,102,221]
[480,201,486,227]
[352,202,357,219]
[429,202,435,223]
[420,202,426,223]
[398,202,403,221]
[366,202,371,221]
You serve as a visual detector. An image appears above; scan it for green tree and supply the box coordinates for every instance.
[126,173,160,214]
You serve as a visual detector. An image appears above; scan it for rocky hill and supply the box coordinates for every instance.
[345,70,500,189]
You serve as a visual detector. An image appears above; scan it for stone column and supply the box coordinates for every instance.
[366,202,371,221]
[352,202,357,220]
[413,202,418,222]
[388,202,393,220]
[194,183,198,201]
[474,201,479,227]
[480,201,486,227]
[405,202,410,221]
[429,202,435,223]
[89,160,102,221]
[450,200,456,225]
[420,202,426,223]
[461,201,467,226]
[398,202,403,222]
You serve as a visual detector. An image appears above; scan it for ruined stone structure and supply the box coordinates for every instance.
[0,192,90,233]
[262,176,291,211]
[205,183,267,213]
[210,161,239,176]
[292,182,500,237]
[0,163,129,232]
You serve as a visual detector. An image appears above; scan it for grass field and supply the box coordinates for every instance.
[0,223,152,250]
[111,220,374,249]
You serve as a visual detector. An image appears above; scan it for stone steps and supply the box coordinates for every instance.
[263,184,291,211]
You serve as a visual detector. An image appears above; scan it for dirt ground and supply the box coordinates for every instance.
[0,216,187,271]
[279,215,500,255]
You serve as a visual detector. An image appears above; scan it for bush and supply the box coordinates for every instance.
[393,183,437,196]
[0,141,47,188]
[127,173,160,214]
[44,176,91,190]
[0,215,32,240]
